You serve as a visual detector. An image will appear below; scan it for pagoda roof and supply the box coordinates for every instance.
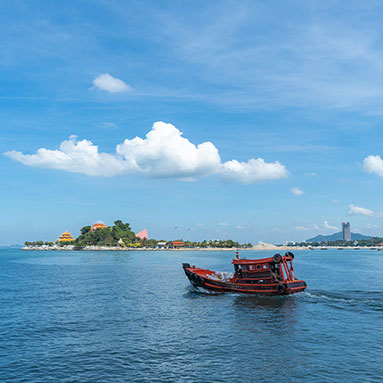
[57,230,75,241]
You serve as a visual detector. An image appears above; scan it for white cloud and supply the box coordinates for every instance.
[92,73,131,94]
[5,135,126,177]
[236,225,245,230]
[305,172,317,177]
[219,222,229,226]
[324,221,338,230]
[5,122,289,183]
[332,199,339,203]
[295,226,310,231]
[291,187,304,196]
[348,204,374,216]
[295,224,320,231]
[363,155,383,177]
[221,158,288,184]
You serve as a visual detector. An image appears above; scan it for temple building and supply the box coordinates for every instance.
[91,222,107,231]
[56,231,75,242]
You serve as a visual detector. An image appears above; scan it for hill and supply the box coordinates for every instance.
[75,220,137,247]
[306,232,372,243]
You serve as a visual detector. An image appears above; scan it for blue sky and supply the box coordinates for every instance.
[2,0,383,244]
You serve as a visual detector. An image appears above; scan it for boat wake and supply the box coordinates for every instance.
[301,290,383,312]
[184,285,225,297]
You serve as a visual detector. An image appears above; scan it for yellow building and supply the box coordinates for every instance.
[56,231,75,242]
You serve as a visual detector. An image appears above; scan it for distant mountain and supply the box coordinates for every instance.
[306,232,372,243]
[0,244,22,249]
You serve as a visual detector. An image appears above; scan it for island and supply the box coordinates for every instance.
[23,220,255,251]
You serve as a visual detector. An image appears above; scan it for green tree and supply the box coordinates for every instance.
[80,226,91,235]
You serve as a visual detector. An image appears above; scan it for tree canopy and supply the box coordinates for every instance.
[75,220,137,246]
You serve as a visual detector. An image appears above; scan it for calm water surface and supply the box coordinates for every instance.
[0,249,382,382]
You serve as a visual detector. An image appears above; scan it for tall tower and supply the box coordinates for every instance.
[342,222,351,241]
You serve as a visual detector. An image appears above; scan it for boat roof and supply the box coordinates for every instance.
[232,256,275,265]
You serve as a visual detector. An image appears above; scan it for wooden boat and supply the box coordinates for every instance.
[183,252,307,295]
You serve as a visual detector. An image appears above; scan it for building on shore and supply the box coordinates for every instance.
[56,231,75,242]
[136,229,148,240]
[91,222,106,231]
[342,222,351,241]
[172,241,185,248]
[118,238,126,247]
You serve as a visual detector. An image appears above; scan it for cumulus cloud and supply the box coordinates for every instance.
[4,122,289,183]
[324,221,338,230]
[363,155,383,177]
[348,204,374,216]
[5,135,126,177]
[221,158,288,184]
[92,73,131,94]
[219,222,230,226]
[291,187,304,196]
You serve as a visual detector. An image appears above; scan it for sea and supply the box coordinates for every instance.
[0,248,382,383]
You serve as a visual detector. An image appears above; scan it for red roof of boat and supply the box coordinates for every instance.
[232,256,275,265]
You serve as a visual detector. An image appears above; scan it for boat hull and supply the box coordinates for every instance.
[184,266,306,295]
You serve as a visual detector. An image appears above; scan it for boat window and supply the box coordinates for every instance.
[256,265,261,269]
[262,264,268,269]
[259,279,264,283]
[249,265,255,270]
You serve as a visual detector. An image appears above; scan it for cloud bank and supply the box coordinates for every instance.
[4,122,289,183]
[348,204,374,216]
[92,73,131,94]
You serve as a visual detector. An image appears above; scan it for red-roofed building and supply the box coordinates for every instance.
[172,241,184,248]
[91,222,106,231]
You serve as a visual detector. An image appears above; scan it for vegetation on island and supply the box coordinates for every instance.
[24,241,55,247]
[75,220,137,247]
[24,219,253,249]
[181,239,252,248]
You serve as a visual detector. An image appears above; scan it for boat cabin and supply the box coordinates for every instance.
[232,252,297,284]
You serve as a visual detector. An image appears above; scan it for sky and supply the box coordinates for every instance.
[2,0,383,244]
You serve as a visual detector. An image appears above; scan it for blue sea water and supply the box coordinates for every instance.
[0,248,382,383]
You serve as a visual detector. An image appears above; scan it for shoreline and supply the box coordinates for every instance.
[20,245,383,251]
[21,245,318,251]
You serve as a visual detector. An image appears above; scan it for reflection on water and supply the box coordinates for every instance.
[233,294,296,310]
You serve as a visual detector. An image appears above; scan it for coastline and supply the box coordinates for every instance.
[20,244,383,251]
[21,245,310,251]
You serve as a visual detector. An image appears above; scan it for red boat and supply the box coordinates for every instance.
[183,252,307,295]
